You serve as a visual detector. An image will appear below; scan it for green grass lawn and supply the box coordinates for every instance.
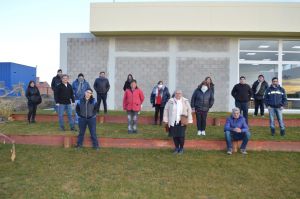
[12,109,300,119]
[0,145,299,199]
[1,121,300,141]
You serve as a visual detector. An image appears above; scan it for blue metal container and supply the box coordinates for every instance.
[0,62,36,96]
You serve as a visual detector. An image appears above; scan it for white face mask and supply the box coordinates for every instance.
[201,86,208,93]
[158,84,163,89]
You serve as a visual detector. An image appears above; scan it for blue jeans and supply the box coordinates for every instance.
[268,107,285,130]
[74,100,80,124]
[225,131,251,151]
[235,101,249,124]
[77,117,99,148]
[58,104,74,129]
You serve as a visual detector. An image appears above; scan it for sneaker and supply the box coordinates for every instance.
[128,130,133,134]
[60,127,65,131]
[94,147,100,151]
[173,148,179,154]
[70,127,77,132]
[75,145,82,150]
[202,131,206,136]
[178,148,184,155]
[240,149,248,155]
[261,115,265,118]
[197,131,201,136]
[227,149,232,155]
[133,130,138,134]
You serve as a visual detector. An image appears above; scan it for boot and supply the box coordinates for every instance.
[271,128,275,136]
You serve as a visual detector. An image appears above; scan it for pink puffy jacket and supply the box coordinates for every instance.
[123,88,145,111]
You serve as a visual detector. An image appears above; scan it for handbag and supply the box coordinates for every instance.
[180,115,188,126]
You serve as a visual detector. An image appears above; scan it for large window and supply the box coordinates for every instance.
[239,39,300,109]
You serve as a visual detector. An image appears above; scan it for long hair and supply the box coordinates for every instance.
[205,76,214,88]
[27,80,36,88]
[127,74,133,82]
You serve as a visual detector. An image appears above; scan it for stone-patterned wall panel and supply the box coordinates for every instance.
[115,37,169,52]
[115,57,169,110]
[177,37,230,52]
[67,38,109,87]
[176,57,230,111]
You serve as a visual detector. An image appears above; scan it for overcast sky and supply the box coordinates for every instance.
[1,0,299,83]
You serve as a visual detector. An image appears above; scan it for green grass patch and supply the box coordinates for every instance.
[0,145,299,199]
[1,121,300,141]
[13,109,300,119]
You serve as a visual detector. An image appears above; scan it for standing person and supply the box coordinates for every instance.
[150,81,170,125]
[163,90,193,154]
[205,76,215,93]
[191,81,214,136]
[93,71,110,114]
[224,107,251,155]
[123,74,133,91]
[231,76,252,124]
[76,88,99,150]
[51,69,62,112]
[123,80,144,133]
[25,81,42,124]
[72,73,91,125]
[55,75,76,131]
[252,75,269,117]
[264,77,287,136]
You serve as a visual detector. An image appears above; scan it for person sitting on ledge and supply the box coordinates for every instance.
[224,107,251,155]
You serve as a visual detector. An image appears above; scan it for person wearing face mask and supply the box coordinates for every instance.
[150,81,170,125]
[72,73,91,125]
[191,81,214,136]
[264,77,287,136]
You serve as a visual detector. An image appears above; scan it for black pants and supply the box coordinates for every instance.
[154,104,164,124]
[254,99,265,116]
[28,104,37,122]
[173,137,185,149]
[96,93,107,113]
[195,110,208,131]
[235,101,249,124]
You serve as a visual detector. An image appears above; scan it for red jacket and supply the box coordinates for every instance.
[123,88,145,111]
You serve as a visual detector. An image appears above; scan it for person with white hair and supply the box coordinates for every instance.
[224,107,251,155]
[163,89,193,154]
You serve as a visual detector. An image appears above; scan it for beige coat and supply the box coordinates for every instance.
[163,97,193,127]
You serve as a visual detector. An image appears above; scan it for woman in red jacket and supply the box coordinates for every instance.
[123,79,145,133]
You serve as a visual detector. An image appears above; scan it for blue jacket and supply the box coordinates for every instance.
[224,115,249,133]
[150,86,170,107]
[72,79,91,100]
[264,85,287,108]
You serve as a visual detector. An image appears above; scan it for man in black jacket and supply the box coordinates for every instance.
[51,69,62,112]
[93,71,110,114]
[231,76,252,124]
[252,74,269,117]
[55,74,76,131]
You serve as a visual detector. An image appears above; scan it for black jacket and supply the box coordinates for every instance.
[252,80,269,100]
[264,85,287,108]
[55,83,75,104]
[76,97,97,119]
[51,75,62,91]
[191,87,214,111]
[26,87,41,105]
[123,80,132,91]
[231,83,252,103]
[93,77,110,94]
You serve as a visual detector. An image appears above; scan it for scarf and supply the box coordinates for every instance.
[255,81,262,94]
